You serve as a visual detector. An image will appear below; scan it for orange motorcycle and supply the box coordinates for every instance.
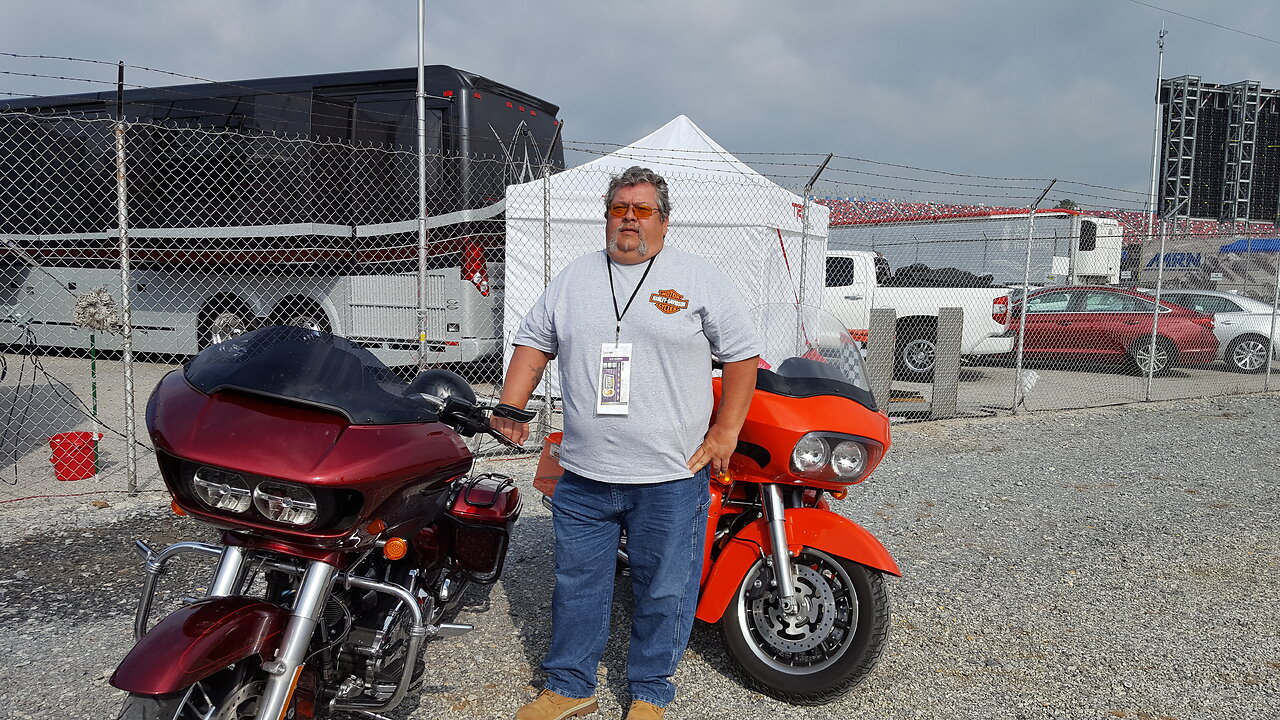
[533,304,898,704]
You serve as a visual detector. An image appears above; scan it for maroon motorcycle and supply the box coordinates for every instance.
[111,325,533,720]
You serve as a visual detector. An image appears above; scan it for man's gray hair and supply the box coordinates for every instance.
[605,166,671,220]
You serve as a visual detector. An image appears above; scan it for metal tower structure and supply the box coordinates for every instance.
[1160,75,1201,223]
[1220,80,1262,223]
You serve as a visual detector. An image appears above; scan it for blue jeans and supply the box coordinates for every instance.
[543,468,711,707]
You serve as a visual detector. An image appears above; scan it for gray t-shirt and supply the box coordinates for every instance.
[513,246,760,484]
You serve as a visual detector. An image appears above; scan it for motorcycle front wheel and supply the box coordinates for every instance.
[117,663,280,720]
[719,547,890,705]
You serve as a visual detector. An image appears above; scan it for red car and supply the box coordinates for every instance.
[1007,286,1218,375]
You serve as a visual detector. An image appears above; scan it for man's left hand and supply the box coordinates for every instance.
[688,424,739,476]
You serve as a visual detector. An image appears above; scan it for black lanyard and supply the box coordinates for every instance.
[606,255,656,343]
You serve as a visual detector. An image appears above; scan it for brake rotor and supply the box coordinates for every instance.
[748,563,838,654]
[213,680,266,720]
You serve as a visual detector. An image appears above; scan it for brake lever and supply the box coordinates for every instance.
[485,425,524,450]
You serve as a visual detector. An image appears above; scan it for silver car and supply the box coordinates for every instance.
[1157,289,1280,373]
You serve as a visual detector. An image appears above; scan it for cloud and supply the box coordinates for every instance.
[3,0,1279,208]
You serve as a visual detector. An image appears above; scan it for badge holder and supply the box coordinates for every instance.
[597,343,632,415]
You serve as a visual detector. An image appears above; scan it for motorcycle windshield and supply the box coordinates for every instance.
[752,304,878,411]
[183,326,434,425]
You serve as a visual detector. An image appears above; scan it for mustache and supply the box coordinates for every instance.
[608,225,648,257]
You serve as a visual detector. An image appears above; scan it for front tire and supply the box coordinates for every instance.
[719,548,890,705]
[118,665,276,720]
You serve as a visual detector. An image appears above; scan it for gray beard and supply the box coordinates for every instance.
[608,227,647,258]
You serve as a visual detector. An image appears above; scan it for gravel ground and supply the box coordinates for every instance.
[0,394,1276,720]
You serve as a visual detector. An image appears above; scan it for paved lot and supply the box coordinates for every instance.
[895,357,1280,419]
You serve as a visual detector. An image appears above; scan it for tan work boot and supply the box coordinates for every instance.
[514,689,599,720]
[624,700,665,720]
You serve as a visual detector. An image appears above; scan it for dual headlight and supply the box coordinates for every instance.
[191,466,319,526]
[790,432,871,480]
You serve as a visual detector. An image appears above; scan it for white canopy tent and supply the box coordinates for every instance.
[502,115,829,393]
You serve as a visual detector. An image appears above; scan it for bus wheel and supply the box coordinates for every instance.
[271,299,332,334]
[198,297,253,350]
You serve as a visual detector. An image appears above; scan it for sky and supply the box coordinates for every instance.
[2,0,1278,211]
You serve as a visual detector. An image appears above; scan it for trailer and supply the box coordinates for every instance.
[0,65,564,364]
[825,207,1123,287]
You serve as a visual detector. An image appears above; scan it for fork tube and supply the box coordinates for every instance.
[255,560,338,720]
[207,545,248,597]
[761,484,799,616]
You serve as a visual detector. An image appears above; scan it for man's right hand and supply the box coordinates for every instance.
[489,415,530,447]
[490,344,553,449]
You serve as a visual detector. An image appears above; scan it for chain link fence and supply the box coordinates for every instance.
[3,112,1278,502]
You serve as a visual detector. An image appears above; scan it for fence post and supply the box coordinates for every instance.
[867,308,896,413]
[1145,217,1171,400]
[535,167,553,443]
[930,308,962,420]
[1012,180,1055,414]
[415,2,429,371]
[799,154,832,306]
[1268,255,1280,391]
[114,62,138,493]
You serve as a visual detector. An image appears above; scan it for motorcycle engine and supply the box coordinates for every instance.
[330,591,423,702]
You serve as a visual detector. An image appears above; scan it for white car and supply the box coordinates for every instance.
[1157,289,1280,373]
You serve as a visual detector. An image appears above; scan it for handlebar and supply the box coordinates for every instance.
[492,403,536,423]
[407,393,532,450]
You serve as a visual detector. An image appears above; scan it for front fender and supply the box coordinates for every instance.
[110,597,288,695]
[695,507,899,624]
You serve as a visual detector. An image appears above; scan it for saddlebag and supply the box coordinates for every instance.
[446,474,521,583]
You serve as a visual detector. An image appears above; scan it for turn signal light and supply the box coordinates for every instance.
[383,537,408,561]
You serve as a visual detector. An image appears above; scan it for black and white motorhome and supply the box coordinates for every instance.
[1,66,563,363]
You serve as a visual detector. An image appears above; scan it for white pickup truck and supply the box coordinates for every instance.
[824,250,1014,382]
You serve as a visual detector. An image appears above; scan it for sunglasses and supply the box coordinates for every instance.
[607,203,659,219]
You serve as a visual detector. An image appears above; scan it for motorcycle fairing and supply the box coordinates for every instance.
[714,377,891,490]
[695,507,900,623]
[150,371,472,541]
[110,597,287,695]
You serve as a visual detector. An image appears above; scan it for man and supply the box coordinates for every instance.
[492,166,760,720]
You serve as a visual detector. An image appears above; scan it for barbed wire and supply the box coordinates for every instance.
[0,52,1186,208]
[0,92,564,154]
[0,51,501,131]
[0,54,1261,214]
[0,51,1150,204]
[0,68,145,88]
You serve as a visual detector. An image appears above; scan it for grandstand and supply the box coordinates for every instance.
[818,199,1275,248]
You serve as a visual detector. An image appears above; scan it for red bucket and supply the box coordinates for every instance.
[48,431,101,482]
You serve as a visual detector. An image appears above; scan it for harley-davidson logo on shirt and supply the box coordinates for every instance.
[649,289,688,314]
